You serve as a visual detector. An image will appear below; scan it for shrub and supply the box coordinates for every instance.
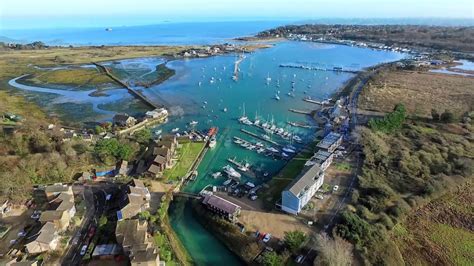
[283,230,307,253]
[440,110,455,123]
[368,104,407,133]
[262,251,283,266]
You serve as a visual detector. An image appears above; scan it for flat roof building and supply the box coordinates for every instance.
[316,132,343,153]
[282,164,324,215]
[202,194,241,222]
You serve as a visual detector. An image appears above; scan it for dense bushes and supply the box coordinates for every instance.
[94,138,137,164]
[335,120,473,264]
[368,104,407,133]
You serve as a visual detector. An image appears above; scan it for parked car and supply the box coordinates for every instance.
[30,210,41,220]
[295,255,304,263]
[80,245,88,256]
[315,194,324,200]
[263,233,272,243]
[333,185,339,192]
[249,194,258,201]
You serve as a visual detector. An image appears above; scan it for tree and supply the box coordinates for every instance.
[98,215,108,228]
[94,138,134,163]
[440,110,455,123]
[94,125,105,134]
[314,233,353,266]
[262,251,283,266]
[431,109,440,121]
[138,210,151,221]
[134,129,152,144]
[283,230,307,253]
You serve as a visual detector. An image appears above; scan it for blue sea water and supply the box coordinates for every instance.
[0,21,287,46]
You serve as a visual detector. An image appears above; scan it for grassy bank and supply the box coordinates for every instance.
[259,144,316,209]
[25,68,115,89]
[163,141,206,181]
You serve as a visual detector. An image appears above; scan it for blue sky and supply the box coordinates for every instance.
[1,0,473,29]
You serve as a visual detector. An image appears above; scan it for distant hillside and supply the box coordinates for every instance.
[257,24,474,53]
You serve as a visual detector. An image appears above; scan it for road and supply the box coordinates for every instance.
[61,183,120,266]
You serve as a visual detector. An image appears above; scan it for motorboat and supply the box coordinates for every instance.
[171,128,180,133]
[212,172,222,179]
[189,121,198,126]
[223,165,241,178]
[274,94,280,100]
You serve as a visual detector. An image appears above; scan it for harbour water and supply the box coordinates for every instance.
[7,40,405,265]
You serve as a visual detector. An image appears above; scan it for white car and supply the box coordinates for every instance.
[80,245,88,256]
[333,185,339,192]
[263,233,272,243]
[295,255,304,263]
[315,194,324,200]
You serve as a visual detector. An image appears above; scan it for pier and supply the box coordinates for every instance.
[240,129,281,147]
[93,62,162,109]
[303,98,330,106]
[279,63,359,74]
[233,54,245,80]
[289,109,312,115]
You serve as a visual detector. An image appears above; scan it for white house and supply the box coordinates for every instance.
[281,164,324,215]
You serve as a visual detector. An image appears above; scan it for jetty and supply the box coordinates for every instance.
[93,62,162,109]
[279,63,359,74]
[302,98,330,106]
[289,109,312,115]
[233,54,245,80]
[240,129,281,147]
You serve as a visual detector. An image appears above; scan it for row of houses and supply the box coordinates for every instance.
[281,132,343,215]
[25,184,76,254]
[114,179,162,265]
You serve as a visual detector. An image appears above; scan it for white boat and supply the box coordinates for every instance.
[209,137,217,148]
[282,152,289,157]
[171,128,180,133]
[282,147,296,153]
[238,103,249,123]
[189,121,198,126]
[257,148,265,153]
[266,73,272,82]
[255,142,264,147]
[223,165,241,178]
[198,81,202,86]
[267,147,279,153]
[155,129,162,135]
[262,134,271,140]
[238,165,249,172]
[212,172,222,179]
[292,135,302,142]
[274,94,280,100]
[223,107,228,112]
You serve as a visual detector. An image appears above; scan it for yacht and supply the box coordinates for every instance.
[223,107,228,112]
[238,103,249,123]
[171,128,180,133]
[189,121,198,126]
[292,135,302,142]
[282,146,296,153]
[212,172,222,179]
[266,73,272,82]
[262,134,271,141]
[274,94,280,100]
[267,147,279,153]
[223,165,241,178]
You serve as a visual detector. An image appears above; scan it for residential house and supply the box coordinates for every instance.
[146,135,178,177]
[25,222,59,254]
[39,210,70,231]
[145,108,168,120]
[281,164,325,215]
[116,179,151,220]
[316,132,343,153]
[305,150,334,171]
[202,194,241,222]
[116,160,129,176]
[113,113,137,127]
[44,184,73,201]
[0,200,11,217]
[115,219,160,266]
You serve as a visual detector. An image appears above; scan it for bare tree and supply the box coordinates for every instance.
[314,233,354,266]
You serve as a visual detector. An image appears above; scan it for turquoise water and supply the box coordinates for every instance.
[169,199,242,266]
[146,41,405,193]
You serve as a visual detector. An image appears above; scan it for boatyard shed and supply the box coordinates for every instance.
[316,132,343,153]
[202,194,241,222]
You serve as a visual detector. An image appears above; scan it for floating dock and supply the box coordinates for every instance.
[240,129,281,147]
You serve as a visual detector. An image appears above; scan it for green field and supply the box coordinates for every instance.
[163,141,206,181]
[259,148,314,209]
